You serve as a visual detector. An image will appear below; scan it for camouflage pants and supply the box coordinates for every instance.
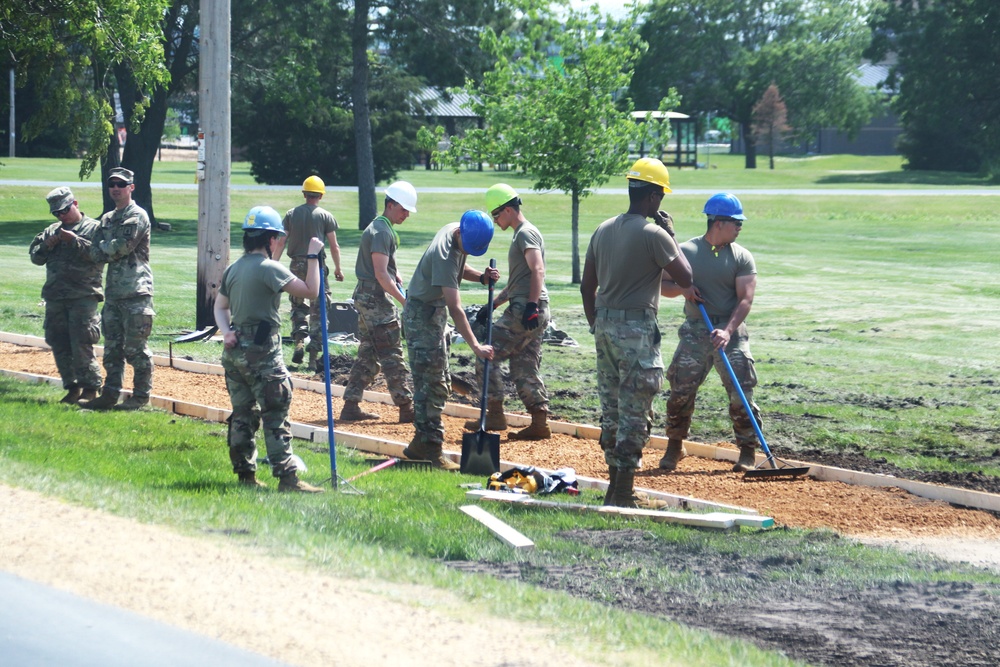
[221,328,297,477]
[402,299,450,447]
[594,316,663,469]
[344,282,412,405]
[44,296,102,390]
[288,256,333,353]
[101,296,154,397]
[666,318,761,448]
[471,300,549,412]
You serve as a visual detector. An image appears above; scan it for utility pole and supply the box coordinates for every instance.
[195,0,232,331]
[8,68,14,157]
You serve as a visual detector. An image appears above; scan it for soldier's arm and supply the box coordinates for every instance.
[96,214,149,261]
[372,252,405,306]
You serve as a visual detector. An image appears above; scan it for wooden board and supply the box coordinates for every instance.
[459,504,535,550]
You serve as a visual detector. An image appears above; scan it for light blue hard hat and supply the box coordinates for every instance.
[243,206,286,234]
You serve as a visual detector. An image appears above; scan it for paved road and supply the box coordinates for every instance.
[0,572,289,667]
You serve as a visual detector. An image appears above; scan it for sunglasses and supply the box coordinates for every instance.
[52,204,73,217]
[108,180,129,188]
[717,217,743,228]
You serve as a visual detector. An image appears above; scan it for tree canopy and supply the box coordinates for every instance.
[866,0,1000,176]
[442,4,674,284]
[631,0,875,168]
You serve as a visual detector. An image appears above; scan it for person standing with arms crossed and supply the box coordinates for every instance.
[75,167,155,411]
[659,193,761,473]
[463,183,551,440]
[274,175,343,372]
[214,206,325,492]
[400,211,497,470]
[580,158,692,507]
[30,187,105,404]
[339,181,417,424]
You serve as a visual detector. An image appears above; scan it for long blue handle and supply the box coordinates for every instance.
[478,258,496,432]
[317,264,338,487]
[697,302,775,467]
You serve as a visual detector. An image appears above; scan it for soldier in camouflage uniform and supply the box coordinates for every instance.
[464,184,551,440]
[70,168,155,411]
[400,211,497,470]
[29,187,105,404]
[273,176,343,372]
[214,205,325,492]
[340,182,417,424]
[580,158,692,508]
[660,193,760,473]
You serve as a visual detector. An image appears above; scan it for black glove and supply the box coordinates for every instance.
[522,302,539,330]
[474,305,491,327]
[654,210,675,238]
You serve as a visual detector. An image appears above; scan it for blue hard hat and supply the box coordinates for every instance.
[459,210,494,257]
[703,193,746,220]
[243,205,286,234]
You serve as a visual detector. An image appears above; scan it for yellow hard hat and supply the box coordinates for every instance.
[626,157,671,192]
[302,175,326,195]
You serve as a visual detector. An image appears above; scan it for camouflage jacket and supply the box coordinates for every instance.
[29,216,104,301]
[84,201,154,301]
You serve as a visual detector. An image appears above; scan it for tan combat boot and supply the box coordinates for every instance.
[79,389,120,410]
[426,444,460,471]
[291,339,305,365]
[339,401,379,421]
[402,436,431,461]
[278,472,324,493]
[397,401,415,424]
[609,468,669,510]
[114,395,149,411]
[732,445,757,472]
[237,471,267,488]
[60,386,82,404]
[603,466,619,505]
[463,400,507,431]
[510,408,551,441]
[658,438,687,471]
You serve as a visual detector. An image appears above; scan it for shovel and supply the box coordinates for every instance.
[697,303,810,480]
[461,259,501,476]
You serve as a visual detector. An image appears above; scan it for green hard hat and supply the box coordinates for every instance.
[485,183,520,214]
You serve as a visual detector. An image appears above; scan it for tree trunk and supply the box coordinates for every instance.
[742,121,757,169]
[352,0,376,230]
[119,72,171,229]
[571,186,581,285]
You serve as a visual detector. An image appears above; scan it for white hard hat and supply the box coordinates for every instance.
[384,180,417,213]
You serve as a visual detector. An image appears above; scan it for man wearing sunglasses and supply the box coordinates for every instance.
[29,187,104,404]
[75,167,155,411]
[659,192,761,473]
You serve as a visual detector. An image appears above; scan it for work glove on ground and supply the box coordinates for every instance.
[474,305,492,327]
[522,302,540,330]
[653,210,675,237]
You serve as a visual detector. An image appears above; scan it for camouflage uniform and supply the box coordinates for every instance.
[219,253,299,478]
[666,236,760,448]
[403,222,467,447]
[29,210,104,392]
[344,215,411,406]
[470,220,549,412]
[666,318,760,448]
[584,213,681,469]
[283,203,337,353]
[85,201,155,398]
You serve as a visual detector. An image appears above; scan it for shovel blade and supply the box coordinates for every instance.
[461,430,500,476]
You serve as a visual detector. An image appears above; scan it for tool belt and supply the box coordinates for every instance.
[596,307,654,321]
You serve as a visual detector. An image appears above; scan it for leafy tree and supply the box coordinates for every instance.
[752,84,789,170]
[866,0,1000,176]
[632,0,874,168]
[378,0,515,88]
[442,5,675,284]
[232,0,428,221]
[0,0,169,197]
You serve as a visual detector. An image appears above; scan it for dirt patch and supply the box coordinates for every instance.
[5,341,1000,667]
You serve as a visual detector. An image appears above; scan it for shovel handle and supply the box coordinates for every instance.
[478,259,497,432]
[697,303,776,467]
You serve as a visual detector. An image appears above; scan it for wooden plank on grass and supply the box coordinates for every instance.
[465,490,753,531]
[459,504,535,550]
